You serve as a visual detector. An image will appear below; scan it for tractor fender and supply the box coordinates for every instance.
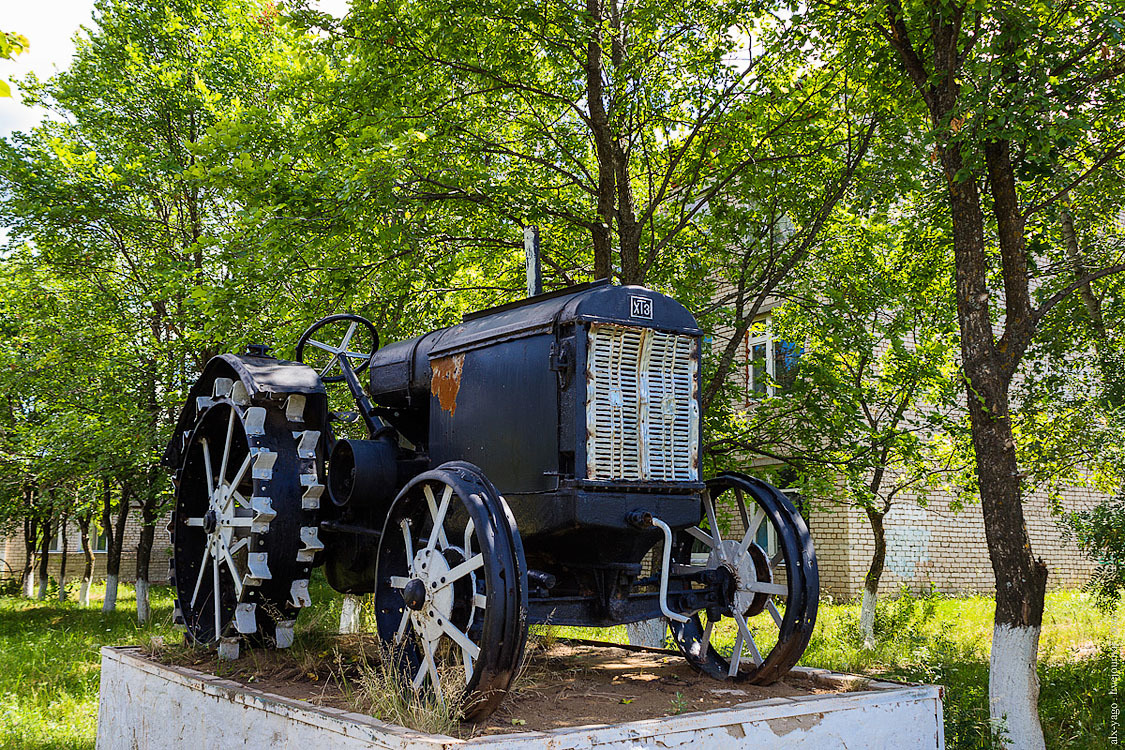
[161,353,326,472]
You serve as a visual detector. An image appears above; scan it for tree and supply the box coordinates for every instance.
[710,200,964,648]
[280,0,880,397]
[806,1,1125,745]
[0,0,311,620]
[0,29,28,97]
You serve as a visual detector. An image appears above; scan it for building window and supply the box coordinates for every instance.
[747,315,801,397]
[48,526,108,554]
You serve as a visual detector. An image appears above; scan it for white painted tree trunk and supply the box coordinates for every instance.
[21,574,34,598]
[136,579,150,624]
[79,576,92,607]
[990,624,1046,750]
[103,574,119,613]
[626,618,667,649]
[37,574,48,600]
[339,595,362,634]
[859,586,877,650]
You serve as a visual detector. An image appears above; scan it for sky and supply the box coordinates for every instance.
[1,0,352,139]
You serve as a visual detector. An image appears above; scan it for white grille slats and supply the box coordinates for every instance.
[586,324,699,482]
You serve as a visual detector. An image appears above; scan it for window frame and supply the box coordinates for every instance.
[745,313,801,398]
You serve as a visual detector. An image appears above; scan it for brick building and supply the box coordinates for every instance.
[722,305,1102,599]
[0,515,172,588]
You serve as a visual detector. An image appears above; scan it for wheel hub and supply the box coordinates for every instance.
[403,578,427,610]
[409,547,456,643]
[707,539,773,617]
[203,508,218,535]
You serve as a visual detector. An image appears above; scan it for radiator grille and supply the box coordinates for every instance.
[585,324,699,482]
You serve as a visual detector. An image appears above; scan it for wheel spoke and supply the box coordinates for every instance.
[213,544,222,639]
[394,609,411,643]
[439,618,481,662]
[185,517,206,527]
[230,490,249,509]
[218,409,235,488]
[734,611,763,666]
[399,519,414,564]
[729,631,743,676]
[686,525,716,548]
[225,452,254,499]
[436,553,484,591]
[704,492,723,548]
[463,518,475,556]
[697,618,714,659]
[744,580,787,596]
[319,357,339,378]
[338,322,358,353]
[423,484,451,552]
[221,546,244,599]
[766,600,784,627]
[738,508,766,555]
[201,437,214,494]
[306,338,336,353]
[417,637,443,701]
[734,488,751,529]
[344,351,369,360]
[228,537,249,555]
[191,545,212,607]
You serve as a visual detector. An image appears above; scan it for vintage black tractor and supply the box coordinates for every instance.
[162,280,818,719]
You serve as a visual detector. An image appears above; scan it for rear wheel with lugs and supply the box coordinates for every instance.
[171,377,325,656]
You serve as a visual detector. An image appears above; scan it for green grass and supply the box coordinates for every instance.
[0,582,1119,749]
[0,583,180,750]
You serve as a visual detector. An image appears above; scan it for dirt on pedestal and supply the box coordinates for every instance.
[149,633,832,738]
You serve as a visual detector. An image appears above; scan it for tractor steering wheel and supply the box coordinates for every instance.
[295,314,380,384]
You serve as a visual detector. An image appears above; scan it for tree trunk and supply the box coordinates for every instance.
[1060,198,1106,337]
[57,511,69,602]
[585,0,616,281]
[340,594,363,634]
[20,494,38,598]
[859,507,886,650]
[134,506,156,624]
[37,515,52,600]
[77,512,94,607]
[103,481,131,614]
[939,140,1048,750]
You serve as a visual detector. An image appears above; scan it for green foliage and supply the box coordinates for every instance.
[1069,494,1125,608]
[0,29,28,97]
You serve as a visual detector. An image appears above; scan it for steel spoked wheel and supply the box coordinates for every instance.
[171,376,325,656]
[374,462,527,721]
[669,472,818,683]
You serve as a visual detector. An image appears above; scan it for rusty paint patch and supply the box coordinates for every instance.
[431,354,465,415]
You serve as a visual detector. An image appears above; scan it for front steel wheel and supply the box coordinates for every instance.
[373,461,527,721]
[668,472,818,683]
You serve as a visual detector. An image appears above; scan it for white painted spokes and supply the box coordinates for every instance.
[184,408,255,639]
[690,487,787,675]
[387,483,487,703]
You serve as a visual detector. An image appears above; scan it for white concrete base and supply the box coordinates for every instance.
[96,647,945,749]
[625,618,667,648]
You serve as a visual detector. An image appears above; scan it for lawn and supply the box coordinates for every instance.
[0,580,1119,750]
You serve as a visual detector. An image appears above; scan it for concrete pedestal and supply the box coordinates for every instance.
[96,646,945,749]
